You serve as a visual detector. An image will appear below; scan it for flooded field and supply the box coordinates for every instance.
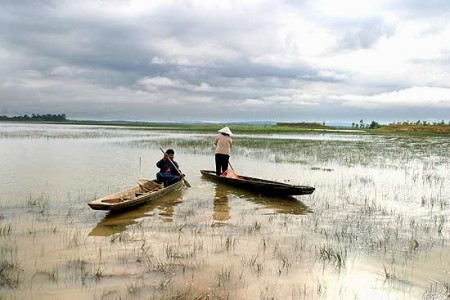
[0,123,449,299]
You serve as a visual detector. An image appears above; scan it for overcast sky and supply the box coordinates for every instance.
[1,0,450,123]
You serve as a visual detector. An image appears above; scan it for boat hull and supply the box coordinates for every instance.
[88,179,184,211]
[200,170,315,196]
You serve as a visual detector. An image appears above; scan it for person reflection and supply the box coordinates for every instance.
[213,185,230,222]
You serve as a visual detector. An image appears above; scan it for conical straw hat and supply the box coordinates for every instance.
[218,126,233,136]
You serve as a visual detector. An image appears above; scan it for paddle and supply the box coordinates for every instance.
[159,147,191,187]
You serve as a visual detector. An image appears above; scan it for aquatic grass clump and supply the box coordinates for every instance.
[0,224,12,237]
[146,257,180,275]
[272,242,293,275]
[215,265,233,287]
[423,280,450,300]
[31,267,59,284]
[151,282,216,300]
[316,243,347,270]
[0,242,22,289]
[241,255,264,277]
[26,194,50,217]
[64,228,84,249]
[222,236,237,253]
[0,260,22,289]
[64,258,103,286]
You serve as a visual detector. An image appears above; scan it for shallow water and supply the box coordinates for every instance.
[0,123,449,299]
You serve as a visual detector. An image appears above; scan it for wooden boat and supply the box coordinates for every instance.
[200,170,315,196]
[88,179,184,211]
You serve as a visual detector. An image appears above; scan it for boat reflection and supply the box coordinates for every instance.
[89,189,183,236]
[212,185,230,223]
[212,184,312,216]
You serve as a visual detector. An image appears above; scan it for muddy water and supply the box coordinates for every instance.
[0,123,449,299]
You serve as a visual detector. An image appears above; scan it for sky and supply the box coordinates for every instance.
[1,0,450,124]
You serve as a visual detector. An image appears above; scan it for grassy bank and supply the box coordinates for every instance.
[376,124,450,134]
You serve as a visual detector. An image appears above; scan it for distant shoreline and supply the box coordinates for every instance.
[1,119,449,135]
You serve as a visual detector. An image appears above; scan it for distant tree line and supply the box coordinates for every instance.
[352,119,449,129]
[389,120,449,126]
[0,113,67,122]
[277,122,326,127]
[352,119,381,129]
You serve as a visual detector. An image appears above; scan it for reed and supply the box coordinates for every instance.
[0,224,11,237]
[0,242,22,289]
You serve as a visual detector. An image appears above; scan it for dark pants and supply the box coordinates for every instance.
[215,154,230,176]
[156,172,180,186]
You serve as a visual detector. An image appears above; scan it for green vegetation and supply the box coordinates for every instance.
[378,124,450,134]
[1,115,449,134]
[63,120,450,135]
[354,119,450,134]
[0,242,22,289]
[277,121,327,128]
[0,113,66,122]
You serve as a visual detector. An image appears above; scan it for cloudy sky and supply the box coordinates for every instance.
[1,0,450,123]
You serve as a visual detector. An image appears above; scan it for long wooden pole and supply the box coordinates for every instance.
[159,147,191,187]
[228,161,235,172]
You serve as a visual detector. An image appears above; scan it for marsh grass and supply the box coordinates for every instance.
[64,258,103,286]
[31,267,59,284]
[26,194,50,218]
[0,224,11,237]
[423,280,450,300]
[317,243,346,270]
[0,241,22,289]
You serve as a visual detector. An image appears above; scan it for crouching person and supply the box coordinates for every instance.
[156,149,184,186]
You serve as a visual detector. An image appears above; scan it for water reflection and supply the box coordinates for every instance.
[89,189,183,236]
[241,191,311,215]
[213,185,230,222]
[212,184,311,216]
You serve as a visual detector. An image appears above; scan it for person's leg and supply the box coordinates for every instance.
[166,174,181,185]
[156,172,164,182]
[163,173,180,185]
[222,155,230,173]
[157,172,179,186]
[215,154,222,175]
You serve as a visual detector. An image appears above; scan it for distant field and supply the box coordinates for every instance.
[65,120,450,135]
[1,119,449,134]
[377,124,450,134]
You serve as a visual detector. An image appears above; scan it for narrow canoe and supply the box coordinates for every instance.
[88,179,184,211]
[200,170,315,196]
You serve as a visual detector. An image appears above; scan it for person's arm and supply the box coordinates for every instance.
[214,135,219,146]
[156,159,164,168]
[172,161,182,175]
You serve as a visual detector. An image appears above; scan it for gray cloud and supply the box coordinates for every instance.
[335,18,396,51]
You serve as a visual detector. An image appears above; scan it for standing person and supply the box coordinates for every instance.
[156,149,184,186]
[214,127,233,176]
